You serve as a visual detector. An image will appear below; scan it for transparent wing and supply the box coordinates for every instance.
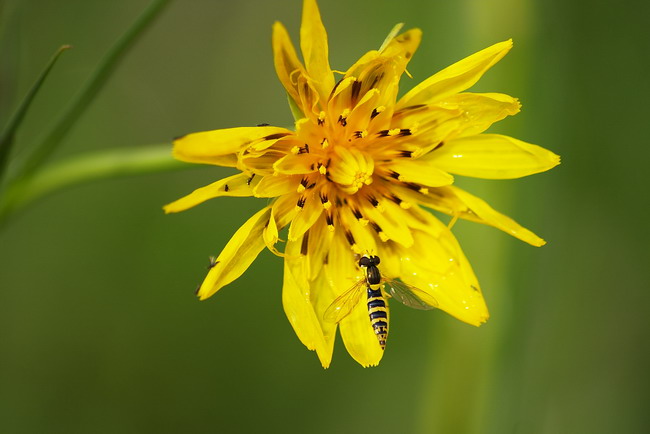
[383,278,438,310]
[323,279,367,324]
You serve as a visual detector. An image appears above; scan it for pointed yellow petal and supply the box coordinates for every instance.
[288,192,324,241]
[449,186,546,246]
[283,238,331,368]
[173,126,292,166]
[339,298,386,367]
[273,153,319,175]
[378,28,422,75]
[164,172,260,213]
[398,39,513,108]
[361,200,414,247]
[339,207,377,255]
[385,158,454,187]
[271,193,299,229]
[272,22,306,114]
[263,205,281,255]
[426,134,560,179]
[305,218,332,280]
[300,0,334,99]
[309,266,339,367]
[398,210,489,326]
[197,207,271,300]
[437,92,521,137]
[253,174,300,198]
[417,186,546,246]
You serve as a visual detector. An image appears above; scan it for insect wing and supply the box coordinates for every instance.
[384,279,438,310]
[323,279,367,324]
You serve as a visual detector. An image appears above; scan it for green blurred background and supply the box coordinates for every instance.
[1,0,648,433]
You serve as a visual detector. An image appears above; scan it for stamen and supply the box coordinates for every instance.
[264,133,289,141]
[318,111,326,126]
[344,230,356,246]
[321,138,329,149]
[398,150,413,158]
[433,141,445,151]
[224,184,229,192]
[301,231,310,256]
[297,177,308,193]
[370,106,385,119]
[296,196,306,209]
[353,130,368,139]
[256,123,270,127]
[338,109,350,126]
[325,211,335,230]
[350,80,362,105]
[320,192,332,210]
[247,174,256,185]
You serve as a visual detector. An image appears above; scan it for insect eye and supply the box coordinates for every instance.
[371,255,380,265]
[359,256,371,267]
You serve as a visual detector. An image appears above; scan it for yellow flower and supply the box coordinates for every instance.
[165,0,559,368]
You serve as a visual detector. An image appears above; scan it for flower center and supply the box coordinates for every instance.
[328,146,374,194]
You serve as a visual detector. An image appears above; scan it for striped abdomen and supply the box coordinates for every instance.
[366,286,388,350]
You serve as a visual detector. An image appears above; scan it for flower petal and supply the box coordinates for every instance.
[300,0,334,100]
[379,28,421,75]
[384,158,454,187]
[173,126,292,166]
[272,22,306,114]
[360,199,414,247]
[273,153,320,175]
[163,172,260,213]
[305,218,333,280]
[416,186,546,246]
[288,191,324,241]
[283,240,331,368]
[425,134,560,179]
[436,92,521,138]
[253,174,300,198]
[398,209,489,326]
[397,39,513,108]
[197,206,271,300]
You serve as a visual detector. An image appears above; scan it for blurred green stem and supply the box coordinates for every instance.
[0,144,184,224]
[417,1,533,433]
[14,0,170,181]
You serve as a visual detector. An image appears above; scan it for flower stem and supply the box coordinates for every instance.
[0,144,185,225]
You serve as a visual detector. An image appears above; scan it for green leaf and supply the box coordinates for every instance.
[0,45,71,183]
[16,0,171,179]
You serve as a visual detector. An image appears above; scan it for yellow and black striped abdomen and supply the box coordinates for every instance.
[366,285,388,350]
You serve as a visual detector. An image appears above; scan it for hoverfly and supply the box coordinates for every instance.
[323,255,438,350]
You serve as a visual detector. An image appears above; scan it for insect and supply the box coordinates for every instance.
[207,256,218,269]
[323,255,438,350]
